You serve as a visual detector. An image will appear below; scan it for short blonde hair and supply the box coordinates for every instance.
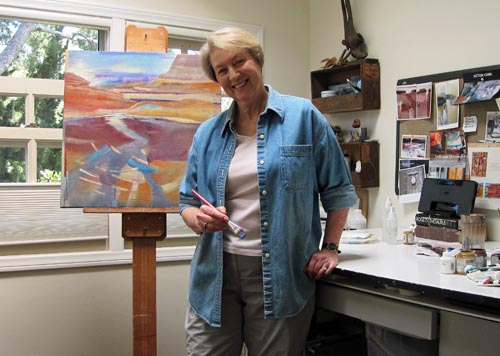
[200,27,264,82]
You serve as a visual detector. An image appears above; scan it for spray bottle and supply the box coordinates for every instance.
[382,197,392,242]
[386,206,398,244]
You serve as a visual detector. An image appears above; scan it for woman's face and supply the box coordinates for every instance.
[210,47,264,105]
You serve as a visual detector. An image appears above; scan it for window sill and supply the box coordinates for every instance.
[0,245,195,272]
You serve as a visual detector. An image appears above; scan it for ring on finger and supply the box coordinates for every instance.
[321,265,328,271]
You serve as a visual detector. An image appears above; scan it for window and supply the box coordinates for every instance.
[168,37,204,55]
[0,2,262,270]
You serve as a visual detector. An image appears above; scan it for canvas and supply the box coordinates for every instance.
[61,51,220,208]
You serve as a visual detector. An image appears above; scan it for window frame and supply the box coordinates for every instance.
[0,0,263,272]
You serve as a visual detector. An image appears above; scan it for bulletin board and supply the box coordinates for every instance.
[395,63,500,210]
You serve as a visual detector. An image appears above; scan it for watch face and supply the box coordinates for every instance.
[324,242,338,250]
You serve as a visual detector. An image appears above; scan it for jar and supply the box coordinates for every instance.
[403,230,415,245]
[471,248,487,268]
[460,214,486,250]
[491,251,500,265]
[440,251,456,274]
[456,250,476,275]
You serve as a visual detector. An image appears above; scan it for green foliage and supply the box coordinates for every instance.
[0,96,25,127]
[0,148,26,183]
[38,169,61,183]
[37,147,62,182]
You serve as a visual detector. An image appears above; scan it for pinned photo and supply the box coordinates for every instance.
[485,111,500,141]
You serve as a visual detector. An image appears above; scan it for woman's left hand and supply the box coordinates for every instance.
[304,249,339,280]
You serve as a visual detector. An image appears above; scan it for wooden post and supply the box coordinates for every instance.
[85,208,175,356]
[122,212,167,356]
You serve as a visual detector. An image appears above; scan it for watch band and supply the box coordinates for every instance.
[322,242,341,253]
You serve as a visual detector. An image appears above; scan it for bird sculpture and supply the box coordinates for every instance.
[340,0,368,61]
[321,0,368,69]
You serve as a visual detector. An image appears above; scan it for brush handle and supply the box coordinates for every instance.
[191,189,216,210]
[192,189,246,238]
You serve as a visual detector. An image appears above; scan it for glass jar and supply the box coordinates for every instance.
[491,251,500,265]
[460,214,486,250]
[456,250,476,275]
[471,248,487,268]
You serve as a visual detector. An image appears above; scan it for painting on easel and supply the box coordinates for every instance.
[61,51,220,208]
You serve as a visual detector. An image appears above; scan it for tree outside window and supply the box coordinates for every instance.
[0,19,99,183]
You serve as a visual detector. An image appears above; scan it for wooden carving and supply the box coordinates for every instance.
[340,0,367,62]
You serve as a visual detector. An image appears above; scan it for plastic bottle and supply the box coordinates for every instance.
[386,206,398,244]
[382,197,392,243]
[440,251,456,274]
[350,209,367,230]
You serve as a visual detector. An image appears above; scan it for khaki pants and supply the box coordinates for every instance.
[185,252,315,356]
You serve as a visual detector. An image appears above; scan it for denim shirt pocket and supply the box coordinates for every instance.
[279,145,312,191]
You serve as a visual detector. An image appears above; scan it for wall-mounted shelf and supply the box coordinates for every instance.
[341,141,379,188]
[311,58,380,114]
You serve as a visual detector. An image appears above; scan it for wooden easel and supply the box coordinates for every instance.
[85,207,177,356]
[85,26,171,356]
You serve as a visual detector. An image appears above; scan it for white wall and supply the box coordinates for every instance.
[0,1,311,355]
[310,0,500,240]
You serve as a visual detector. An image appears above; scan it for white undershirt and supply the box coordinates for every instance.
[223,132,262,256]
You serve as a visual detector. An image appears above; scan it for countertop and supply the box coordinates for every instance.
[323,229,500,314]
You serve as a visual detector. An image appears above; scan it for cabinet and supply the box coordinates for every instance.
[340,141,379,188]
[311,59,380,114]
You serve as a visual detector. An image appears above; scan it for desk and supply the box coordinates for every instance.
[317,235,500,355]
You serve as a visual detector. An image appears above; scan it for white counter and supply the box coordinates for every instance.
[334,234,500,302]
[317,231,500,354]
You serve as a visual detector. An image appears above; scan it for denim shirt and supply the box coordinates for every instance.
[179,85,357,327]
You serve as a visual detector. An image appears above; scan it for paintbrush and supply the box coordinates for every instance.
[191,189,247,239]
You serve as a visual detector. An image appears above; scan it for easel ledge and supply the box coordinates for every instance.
[83,207,178,213]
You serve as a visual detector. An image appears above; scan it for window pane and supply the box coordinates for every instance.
[0,96,25,127]
[0,146,26,182]
[37,146,62,182]
[1,19,99,79]
[168,37,204,54]
[35,97,63,128]
[168,48,182,55]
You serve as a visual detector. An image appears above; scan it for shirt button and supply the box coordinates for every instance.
[259,134,265,139]
[263,221,269,227]
[259,159,265,165]
[264,252,270,258]
[261,190,267,196]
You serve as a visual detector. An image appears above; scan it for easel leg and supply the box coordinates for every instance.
[122,212,166,356]
[133,235,157,356]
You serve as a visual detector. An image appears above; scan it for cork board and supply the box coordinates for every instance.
[395,64,500,199]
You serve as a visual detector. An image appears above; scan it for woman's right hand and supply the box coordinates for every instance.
[181,206,229,235]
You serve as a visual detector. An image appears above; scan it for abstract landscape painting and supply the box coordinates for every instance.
[61,51,220,208]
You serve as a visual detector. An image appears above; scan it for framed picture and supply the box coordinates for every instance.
[486,111,500,141]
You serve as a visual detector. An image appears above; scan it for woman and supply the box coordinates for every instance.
[179,27,357,356]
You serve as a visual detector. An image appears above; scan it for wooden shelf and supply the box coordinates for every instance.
[311,58,380,114]
[340,141,379,188]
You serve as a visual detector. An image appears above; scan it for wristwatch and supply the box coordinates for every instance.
[322,242,341,253]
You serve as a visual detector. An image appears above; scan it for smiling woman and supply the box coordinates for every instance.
[179,26,357,356]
